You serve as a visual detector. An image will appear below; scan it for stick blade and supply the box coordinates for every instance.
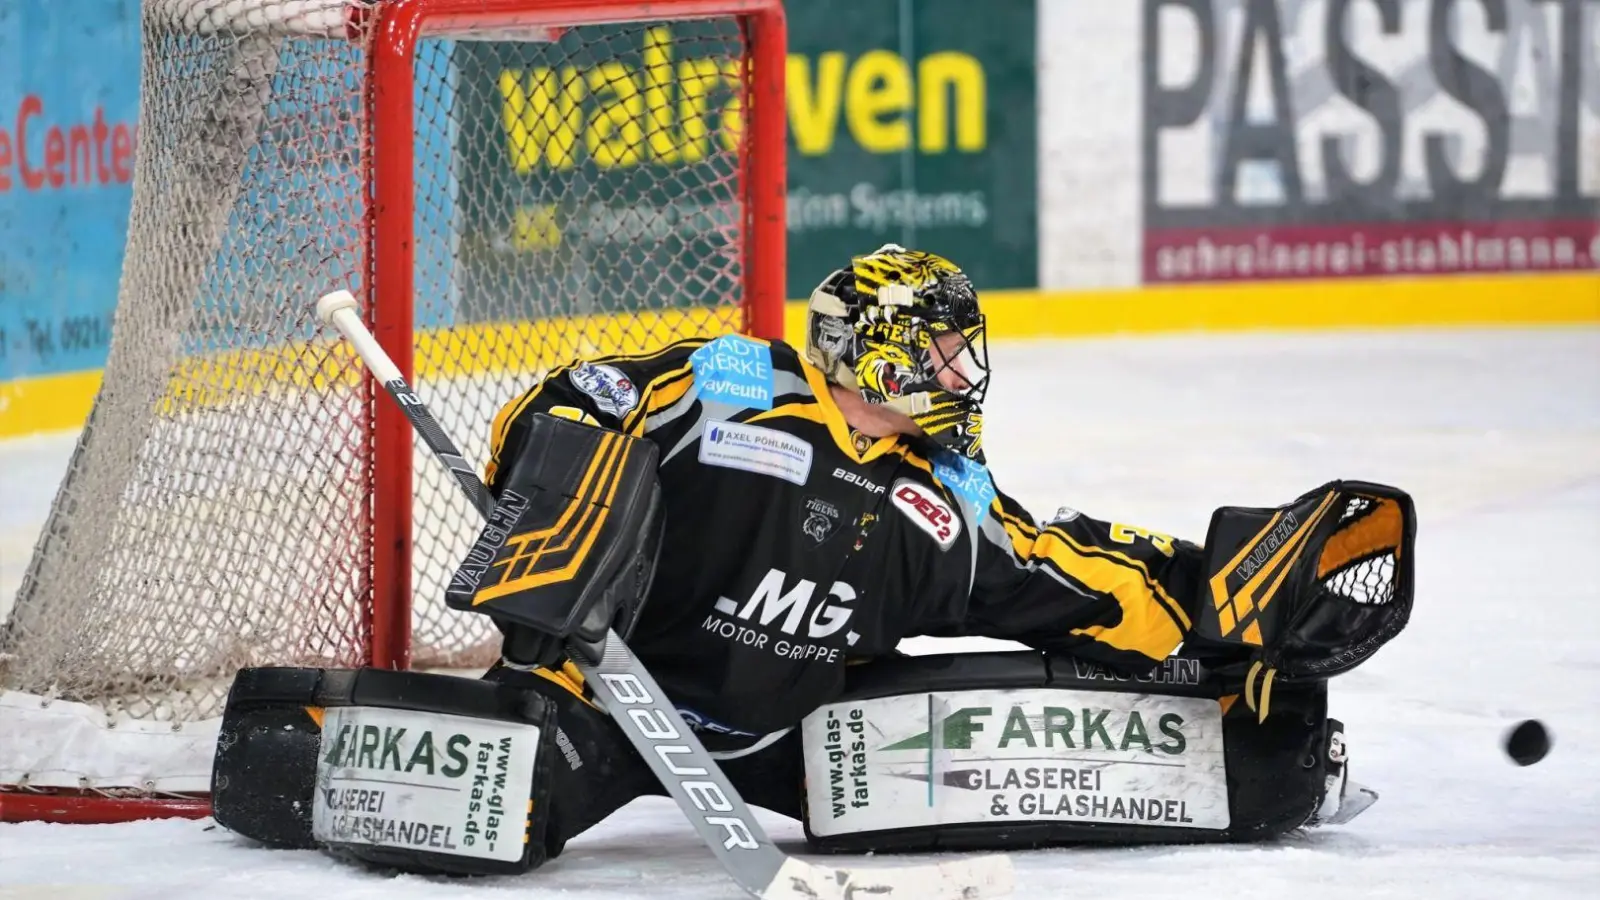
[762,853,1014,900]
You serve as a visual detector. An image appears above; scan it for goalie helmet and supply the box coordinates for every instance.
[803,244,990,461]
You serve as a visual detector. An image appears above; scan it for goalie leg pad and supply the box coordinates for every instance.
[798,650,1337,854]
[212,666,558,875]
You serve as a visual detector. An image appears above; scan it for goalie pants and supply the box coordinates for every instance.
[482,663,805,859]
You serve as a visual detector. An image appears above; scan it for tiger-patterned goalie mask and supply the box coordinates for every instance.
[803,244,990,461]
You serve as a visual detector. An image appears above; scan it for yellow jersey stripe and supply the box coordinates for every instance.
[1043,525,1193,631]
[623,362,696,435]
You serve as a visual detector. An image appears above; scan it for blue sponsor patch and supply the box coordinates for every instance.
[690,335,775,410]
[933,451,997,522]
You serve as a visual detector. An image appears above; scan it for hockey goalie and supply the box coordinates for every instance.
[210,245,1416,878]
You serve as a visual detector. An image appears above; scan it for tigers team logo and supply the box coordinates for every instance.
[852,340,918,402]
[801,496,841,548]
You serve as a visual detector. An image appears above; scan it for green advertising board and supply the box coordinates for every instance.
[784,0,1037,294]
[450,20,749,325]
[448,0,1036,327]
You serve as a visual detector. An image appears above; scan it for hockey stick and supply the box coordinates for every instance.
[316,291,1014,900]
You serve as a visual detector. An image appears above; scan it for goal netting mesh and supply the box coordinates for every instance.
[0,0,764,802]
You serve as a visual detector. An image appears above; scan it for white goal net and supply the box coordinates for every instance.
[0,0,783,817]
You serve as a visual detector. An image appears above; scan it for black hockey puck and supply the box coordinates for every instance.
[1505,719,1551,766]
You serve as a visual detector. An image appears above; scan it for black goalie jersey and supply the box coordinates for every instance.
[484,335,1204,736]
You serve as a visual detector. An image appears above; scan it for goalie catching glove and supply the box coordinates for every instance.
[1189,480,1416,720]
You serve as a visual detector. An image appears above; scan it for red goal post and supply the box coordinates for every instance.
[0,0,786,824]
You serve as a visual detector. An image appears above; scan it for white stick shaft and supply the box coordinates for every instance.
[315,289,496,518]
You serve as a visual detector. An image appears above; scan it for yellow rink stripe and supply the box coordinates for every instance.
[5,272,1596,439]
[0,306,740,439]
[783,272,1600,340]
[0,370,104,436]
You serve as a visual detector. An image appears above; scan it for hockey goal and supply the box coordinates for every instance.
[0,0,785,823]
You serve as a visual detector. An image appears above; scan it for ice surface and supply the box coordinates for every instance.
[0,431,75,627]
[4,327,1598,899]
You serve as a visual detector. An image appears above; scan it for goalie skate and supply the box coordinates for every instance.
[1307,719,1379,827]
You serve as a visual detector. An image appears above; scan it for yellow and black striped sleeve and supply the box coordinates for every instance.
[483,339,705,491]
[960,488,1204,674]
